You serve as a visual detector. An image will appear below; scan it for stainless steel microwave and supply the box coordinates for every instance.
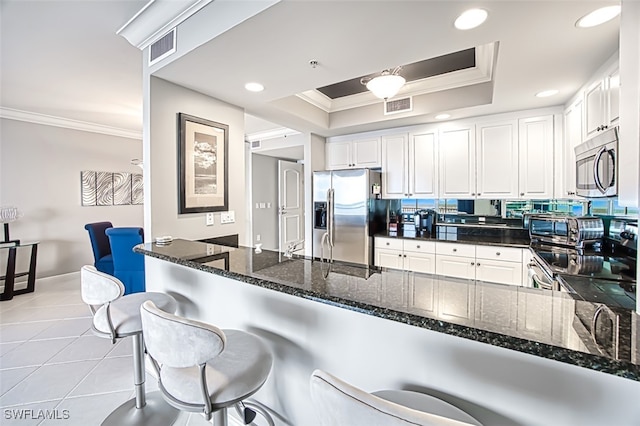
[574,127,618,198]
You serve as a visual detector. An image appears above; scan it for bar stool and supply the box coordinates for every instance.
[310,369,482,426]
[80,265,180,425]
[140,300,275,426]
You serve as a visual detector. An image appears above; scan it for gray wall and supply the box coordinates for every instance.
[148,77,246,243]
[251,154,278,250]
[0,118,143,277]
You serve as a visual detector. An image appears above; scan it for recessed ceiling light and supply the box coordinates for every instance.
[454,8,488,30]
[576,6,621,28]
[536,89,559,98]
[435,113,451,120]
[245,82,264,92]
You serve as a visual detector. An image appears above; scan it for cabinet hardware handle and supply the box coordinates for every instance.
[398,254,402,257]
[404,254,407,258]
[478,193,481,196]
[386,242,390,245]
[477,263,481,267]
[471,262,475,265]
[471,193,475,196]
[520,192,525,196]
[416,245,421,249]
[496,252,501,256]
[453,248,457,252]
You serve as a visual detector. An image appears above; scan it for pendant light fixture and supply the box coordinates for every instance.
[361,66,405,99]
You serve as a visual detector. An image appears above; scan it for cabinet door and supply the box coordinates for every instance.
[408,273,437,314]
[353,137,381,168]
[476,120,519,199]
[437,277,474,324]
[607,68,620,127]
[404,252,435,274]
[408,131,438,198]
[518,115,554,199]
[381,134,408,198]
[474,283,518,332]
[375,248,403,270]
[435,254,476,280]
[475,259,522,286]
[563,99,583,199]
[517,289,554,342]
[326,142,351,170]
[585,80,606,139]
[439,126,476,198]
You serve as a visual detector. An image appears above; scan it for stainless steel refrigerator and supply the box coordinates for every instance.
[313,169,387,266]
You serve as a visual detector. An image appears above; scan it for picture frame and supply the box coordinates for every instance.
[178,113,229,214]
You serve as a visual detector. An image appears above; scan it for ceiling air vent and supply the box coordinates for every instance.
[251,140,261,149]
[149,29,176,66]
[384,97,412,115]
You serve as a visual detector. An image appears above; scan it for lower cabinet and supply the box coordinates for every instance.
[374,237,435,274]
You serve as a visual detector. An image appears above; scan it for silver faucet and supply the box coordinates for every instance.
[284,240,305,258]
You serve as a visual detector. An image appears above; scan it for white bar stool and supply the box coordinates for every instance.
[80,265,180,425]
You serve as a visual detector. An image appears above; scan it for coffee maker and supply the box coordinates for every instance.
[414,209,436,235]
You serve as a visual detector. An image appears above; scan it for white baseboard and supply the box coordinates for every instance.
[1,271,81,293]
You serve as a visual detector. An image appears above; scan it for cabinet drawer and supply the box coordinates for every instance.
[403,240,435,254]
[375,237,403,251]
[475,245,522,263]
[435,242,475,258]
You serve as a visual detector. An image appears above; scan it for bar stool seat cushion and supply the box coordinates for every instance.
[159,329,272,408]
[94,292,177,336]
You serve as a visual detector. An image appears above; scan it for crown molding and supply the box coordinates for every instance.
[117,0,212,50]
[245,127,300,143]
[0,108,142,140]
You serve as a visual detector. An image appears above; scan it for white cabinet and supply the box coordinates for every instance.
[326,137,381,170]
[374,237,435,274]
[381,131,438,199]
[435,242,476,280]
[476,119,519,199]
[518,115,554,199]
[563,99,583,199]
[439,124,476,198]
[584,64,619,140]
[475,245,523,286]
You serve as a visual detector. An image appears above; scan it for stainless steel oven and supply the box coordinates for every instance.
[574,126,618,198]
[526,253,560,291]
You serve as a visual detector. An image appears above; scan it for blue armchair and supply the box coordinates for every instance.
[84,222,114,275]
[106,227,145,294]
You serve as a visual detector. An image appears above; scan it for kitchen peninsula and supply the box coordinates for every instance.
[137,238,640,426]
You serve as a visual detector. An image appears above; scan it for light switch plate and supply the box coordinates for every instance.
[205,213,214,226]
[220,211,235,224]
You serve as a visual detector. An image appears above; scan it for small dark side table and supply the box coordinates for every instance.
[1,241,39,301]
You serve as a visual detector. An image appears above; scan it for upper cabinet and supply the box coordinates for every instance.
[476,120,519,199]
[518,115,554,199]
[381,130,438,199]
[563,98,583,199]
[326,137,381,170]
[584,63,619,140]
[439,124,476,198]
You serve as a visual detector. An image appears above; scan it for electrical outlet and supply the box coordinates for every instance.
[267,202,271,208]
[205,213,214,226]
[256,234,261,242]
[220,211,235,224]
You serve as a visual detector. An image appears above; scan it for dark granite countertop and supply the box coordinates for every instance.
[136,239,640,381]
[375,227,531,248]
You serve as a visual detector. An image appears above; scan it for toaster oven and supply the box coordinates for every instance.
[528,215,604,248]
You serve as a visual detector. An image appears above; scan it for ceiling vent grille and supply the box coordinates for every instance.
[251,140,261,149]
[149,29,176,66]
[384,97,412,115]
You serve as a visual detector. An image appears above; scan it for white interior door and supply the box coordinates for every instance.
[278,160,304,253]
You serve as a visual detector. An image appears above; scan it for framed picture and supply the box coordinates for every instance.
[178,113,229,214]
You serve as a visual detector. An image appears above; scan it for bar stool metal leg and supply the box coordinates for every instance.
[101,333,180,426]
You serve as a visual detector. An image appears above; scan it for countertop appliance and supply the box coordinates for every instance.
[313,169,387,266]
[574,126,618,198]
[414,209,436,235]
[608,218,637,252]
[529,215,604,248]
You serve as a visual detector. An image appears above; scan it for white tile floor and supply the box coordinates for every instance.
[0,274,223,426]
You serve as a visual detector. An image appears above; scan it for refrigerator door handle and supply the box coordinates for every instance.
[328,189,335,247]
